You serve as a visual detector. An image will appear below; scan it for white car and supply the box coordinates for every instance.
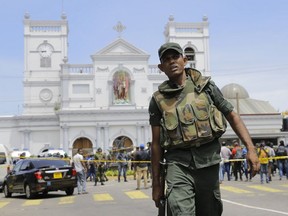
[10,150,31,159]
[38,149,67,158]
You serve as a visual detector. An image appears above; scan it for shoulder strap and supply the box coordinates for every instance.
[185,68,211,93]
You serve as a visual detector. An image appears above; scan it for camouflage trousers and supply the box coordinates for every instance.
[166,163,222,216]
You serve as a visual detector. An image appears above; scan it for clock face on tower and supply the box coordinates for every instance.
[38,43,53,57]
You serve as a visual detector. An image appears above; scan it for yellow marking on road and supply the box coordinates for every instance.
[59,196,75,204]
[220,185,252,194]
[93,193,114,201]
[0,201,9,208]
[248,185,284,192]
[125,190,149,199]
[22,199,43,206]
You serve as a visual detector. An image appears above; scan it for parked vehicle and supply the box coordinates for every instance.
[11,150,31,158]
[10,150,31,164]
[0,144,13,192]
[3,158,77,198]
[38,149,67,158]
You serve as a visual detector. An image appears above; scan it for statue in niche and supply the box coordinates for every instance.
[113,71,130,104]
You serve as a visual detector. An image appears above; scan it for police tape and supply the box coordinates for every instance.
[0,154,151,163]
[224,156,288,163]
[1,155,288,163]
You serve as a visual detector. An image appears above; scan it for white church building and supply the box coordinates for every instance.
[0,14,286,157]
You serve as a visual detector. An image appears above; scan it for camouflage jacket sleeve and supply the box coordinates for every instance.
[148,96,162,126]
[204,80,234,116]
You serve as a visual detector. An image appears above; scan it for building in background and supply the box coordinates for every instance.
[0,14,286,156]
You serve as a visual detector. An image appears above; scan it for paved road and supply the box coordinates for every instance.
[0,175,288,216]
[221,174,288,216]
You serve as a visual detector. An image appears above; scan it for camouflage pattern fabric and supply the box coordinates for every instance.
[154,68,227,149]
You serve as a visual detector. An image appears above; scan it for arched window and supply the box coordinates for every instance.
[112,71,131,104]
[184,47,195,61]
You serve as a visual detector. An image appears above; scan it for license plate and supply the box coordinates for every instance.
[53,172,62,179]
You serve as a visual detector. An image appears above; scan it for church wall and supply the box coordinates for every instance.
[29,129,60,155]
[0,122,19,150]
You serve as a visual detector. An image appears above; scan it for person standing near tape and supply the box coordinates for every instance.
[149,42,260,216]
[72,148,88,195]
[220,141,232,181]
[135,143,150,190]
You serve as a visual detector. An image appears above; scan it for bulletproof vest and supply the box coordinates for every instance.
[153,68,227,149]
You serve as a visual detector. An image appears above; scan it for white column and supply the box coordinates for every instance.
[96,125,101,151]
[23,129,31,150]
[104,125,109,152]
[145,124,150,143]
[62,125,69,153]
[136,123,141,146]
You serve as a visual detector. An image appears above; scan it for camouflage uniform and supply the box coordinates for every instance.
[149,68,234,216]
[94,149,105,186]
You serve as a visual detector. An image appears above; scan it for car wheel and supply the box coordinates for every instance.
[25,184,35,199]
[3,184,12,198]
[42,190,48,196]
[65,187,74,196]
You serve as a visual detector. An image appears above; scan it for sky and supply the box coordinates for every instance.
[0,0,287,115]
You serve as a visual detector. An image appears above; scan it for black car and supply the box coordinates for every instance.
[3,158,77,198]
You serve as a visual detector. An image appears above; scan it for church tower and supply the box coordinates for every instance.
[164,15,210,76]
[23,13,68,114]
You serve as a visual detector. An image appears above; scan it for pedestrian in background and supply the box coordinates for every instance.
[266,142,275,181]
[146,142,152,181]
[231,140,243,181]
[86,153,96,182]
[135,144,150,190]
[94,148,105,186]
[116,148,129,182]
[131,146,140,180]
[72,148,88,194]
[275,140,287,180]
[242,147,252,181]
[257,143,270,184]
[220,141,232,181]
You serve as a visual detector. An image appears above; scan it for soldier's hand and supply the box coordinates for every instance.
[152,184,161,208]
[247,149,260,177]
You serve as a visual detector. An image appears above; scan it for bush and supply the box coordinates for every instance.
[126,170,134,176]
[105,169,134,176]
[105,170,118,176]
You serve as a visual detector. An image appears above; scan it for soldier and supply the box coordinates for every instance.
[94,148,105,186]
[149,42,260,215]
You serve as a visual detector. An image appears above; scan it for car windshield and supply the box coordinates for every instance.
[32,159,69,168]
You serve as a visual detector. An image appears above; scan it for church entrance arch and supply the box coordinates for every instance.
[72,137,93,156]
[111,136,133,159]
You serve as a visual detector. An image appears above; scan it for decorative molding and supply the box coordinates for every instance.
[96,67,109,72]
[39,88,53,102]
[96,88,102,94]
[133,67,145,73]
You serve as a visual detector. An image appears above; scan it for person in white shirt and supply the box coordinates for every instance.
[221,142,232,181]
[73,148,88,194]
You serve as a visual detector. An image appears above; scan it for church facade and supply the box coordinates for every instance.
[0,14,286,156]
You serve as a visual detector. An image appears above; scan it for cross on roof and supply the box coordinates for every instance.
[113,21,126,37]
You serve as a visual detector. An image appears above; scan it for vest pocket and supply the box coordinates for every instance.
[177,104,197,142]
[209,105,227,136]
[162,110,182,143]
[191,98,213,138]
